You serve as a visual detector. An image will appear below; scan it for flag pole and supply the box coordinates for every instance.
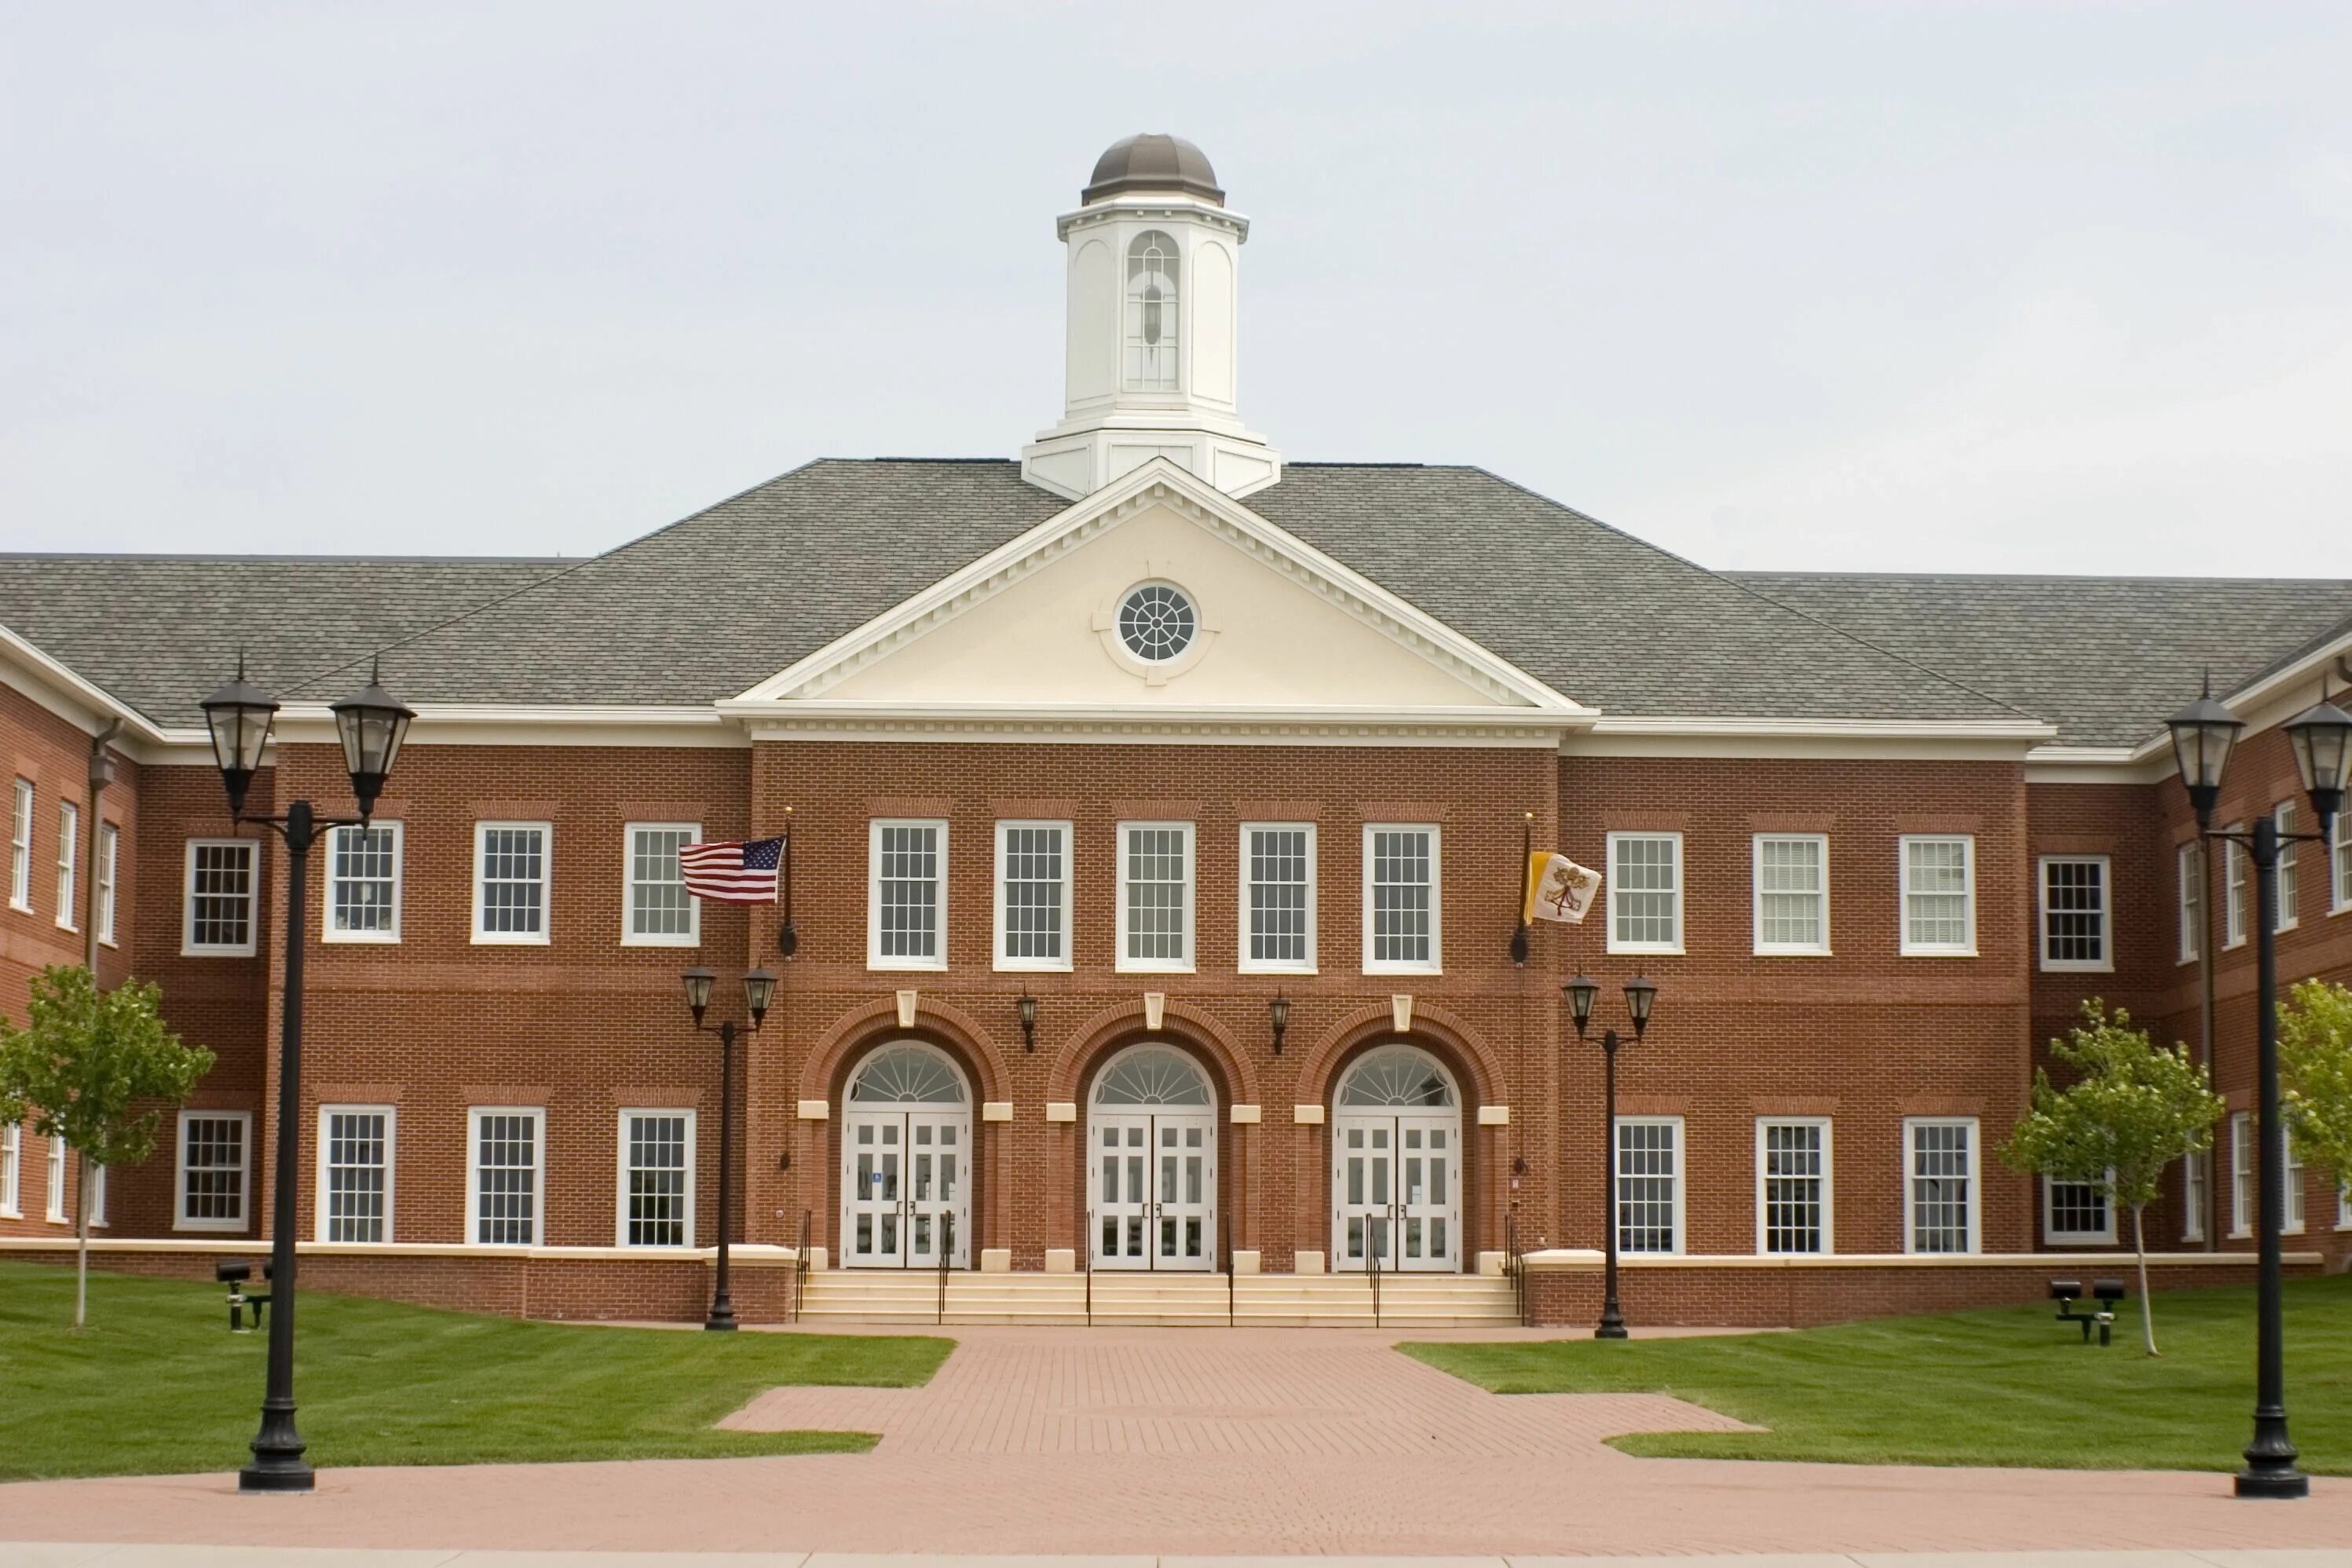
[1509,810,1533,966]
[777,806,799,958]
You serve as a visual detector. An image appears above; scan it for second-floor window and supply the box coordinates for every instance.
[474,822,551,945]
[2336,813,2351,915]
[2038,855,2109,972]
[326,823,402,941]
[1241,823,1315,973]
[1117,821,1194,972]
[2178,841,2203,963]
[2223,832,2248,948]
[55,800,77,931]
[869,820,946,969]
[1753,835,1829,955]
[624,823,699,946]
[184,839,258,956]
[994,821,1070,970]
[95,822,118,945]
[1364,824,1440,973]
[8,778,30,912]
[1899,835,1974,956]
[1607,832,1682,954]
[2275,802,2299,931]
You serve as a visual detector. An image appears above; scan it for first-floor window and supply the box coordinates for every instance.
[1241,823,1315,972]
[2044,1175,2114,1243]
[869,819,946,968]
[1364,824,1439,972]
[619,1109,695,1247]
[2038,855,2109,970]
[624,823,700,945]
[1758,1119,1830,1253]
[1906,1118,1977,1253]
[1615,1117,1683,1255]
[46,1136,68,1222]
[994,821,1070,970]
[318,1106,393,1243]
[176,1111,251,1231]
[2285,1142,2305,1234]
[184,839,258,955]
[2230,1111,2253,1237]
[2339,1180,2351,1232]
[1118,821,1194,971]
[326,822,402,941]
[469,1107,543,1245]
[86,1161,105,1226]
[474,821,551,943]
[2182,1148,2208,1242]
[0,1124,19,1215]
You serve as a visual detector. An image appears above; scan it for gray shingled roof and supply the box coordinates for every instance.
[1732,572,2352,747]
[3,457,2337,740]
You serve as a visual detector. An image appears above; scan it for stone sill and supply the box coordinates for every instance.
[1519,1248,2323,1272]
[0,1237,804,1268]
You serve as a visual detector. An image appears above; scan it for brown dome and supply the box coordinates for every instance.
[1082,133,1224,206]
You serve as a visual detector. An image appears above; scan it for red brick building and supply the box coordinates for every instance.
[3,137,2349,1325]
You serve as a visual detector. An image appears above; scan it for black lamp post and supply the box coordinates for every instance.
[680,966,774,1330]
[1564,972,1657,1341]
[2164,676,2350,1501]
[199,654,412,1493]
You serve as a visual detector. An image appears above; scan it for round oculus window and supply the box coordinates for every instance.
[1117,583,1196,663]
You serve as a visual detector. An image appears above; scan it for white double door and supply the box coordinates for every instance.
[842,1109,971,1268]
[1333,1111,1461,1272]
[1090,1110,1216,1270]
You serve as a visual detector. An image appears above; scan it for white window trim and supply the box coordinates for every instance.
[86,1160,106,1228]
[45,1135,68,1223]
[1751,834,1831,956]
[2042,1171,2118,1244]
[1605,830,1684,956]
[473,821,554,946]
[2333,813,2350,916]
[173,1109,251,1234]
[55,799,78,932]
[94,821,117,948]
[620,821,703,948]
[2222,828,2249,950]
[2177,840,2202,964]
[1612,1113,1686,1257]
[8,777,31,913]
[1902,1115,1981,1255]
[323,821,404,945]
[1115,819,1196,974]
[992,820,1073,974]
[2182,1148,2208,1243]
[1754,1116,1834,1255]
[2036,853,2112,974]
[314,1103,397,1245]
[868,817,949,972]
[1362,822,1443,975]
[2337,1179,2350,1232]
[1238,821,1318,976]
[2284,1143,2306,1236]
[181,838,259,958]
[1897,835,1977,957]
[0,1123,19,1217]
[615,1106,698,1249]
[466,1106,546,1248]
[2229,1111,2253,1238]
[2274,803,2300,933]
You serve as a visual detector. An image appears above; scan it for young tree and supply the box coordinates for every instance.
[2003,1000,2224,1355]
[0,965,215,1329]
[2280,978,2352,1219]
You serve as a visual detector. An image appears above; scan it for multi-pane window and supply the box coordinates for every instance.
[469,1108,543,1245]
[2178,841,2204,962]
[1905,1118,1977,1253]
[317,1106,392,1243]
[86,1161,106,1226]
[2182,1149,2208,1242]
[2038,856,2109,971]
[1753,835,1829,954]
[1607,832,1682,953]
[175,1111,250,1231]
[474,822,551,944]
[1364,824,1439,973]
[46,1136,66,1222]
[95,822,117,945]
[1124,230,1181,392]
[1758,1119,1830,1253]
[2275,803,2299,931]
[1615,1117,1682,1254]
[2229,1112,2253,1237]
[183,839,258,956]
[994,821,1070,970]
[2044,1176,2113,1242]
[2223,832,2248,948]
[624,823,700,946]
[1240,824,1315,973]
[1117,821,1194,972]
[620,1109,694,1247]
[1899,836,1975,956]
[2286,1142,2306,1234]
[325,823,402,941]
[55,800,77,931]
[0,1124,17,1216]
[8,777,30,912]
[869,820,946,968]
[2336,813,2351,914]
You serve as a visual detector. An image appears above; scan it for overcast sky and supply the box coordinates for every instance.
[5,3,2348,576]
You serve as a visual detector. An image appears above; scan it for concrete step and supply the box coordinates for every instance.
[795,1266,1521,1328]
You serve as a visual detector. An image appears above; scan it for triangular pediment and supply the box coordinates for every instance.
[725,462,1590,730]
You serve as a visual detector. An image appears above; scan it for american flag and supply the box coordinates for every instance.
[680,835,784,903]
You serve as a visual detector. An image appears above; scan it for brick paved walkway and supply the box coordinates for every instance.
[2,1328,2349,1556]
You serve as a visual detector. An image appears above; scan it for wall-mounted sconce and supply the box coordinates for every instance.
[1017,990,1037,1051]
[777,1150,792,1172]
[1269,990,1290,1055]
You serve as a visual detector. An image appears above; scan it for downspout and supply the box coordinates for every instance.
[84,719,120,972]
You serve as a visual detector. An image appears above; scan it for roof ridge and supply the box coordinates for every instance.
[1460,466,2046,726]
[1729,568,2352,589]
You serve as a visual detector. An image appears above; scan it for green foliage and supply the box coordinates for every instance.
[0,965,214,1168]
[2001,1000,2222,1213]
[0,1262,951,1480]
[2280,978,2352,1185]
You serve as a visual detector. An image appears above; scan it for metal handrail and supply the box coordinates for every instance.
[936,1211,953,1326]
[1505,1209,1527,1326]
[1366,1211,1383,1329]
[792,1208,812,1324]
[1224,1234,1235,1328]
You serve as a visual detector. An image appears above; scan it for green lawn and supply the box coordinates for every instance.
[0,1262,953,1481]
[1405,1271,2352,1473]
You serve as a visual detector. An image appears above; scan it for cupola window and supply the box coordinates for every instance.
[1125,232,1180,391]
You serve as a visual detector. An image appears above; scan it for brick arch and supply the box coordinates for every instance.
[1044,999,1261,1108]
[1293,1001,1502,1111]
[799,996,1011,1107]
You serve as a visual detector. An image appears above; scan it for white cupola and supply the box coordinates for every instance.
[1021,134,1282,501]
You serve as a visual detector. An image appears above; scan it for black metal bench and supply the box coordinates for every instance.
[2048,1277,2125,1345]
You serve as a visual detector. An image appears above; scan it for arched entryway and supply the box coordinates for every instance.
[1331,1044,1462,1273]
[839,1040,971,1269]
[1088,1042,1217,1271]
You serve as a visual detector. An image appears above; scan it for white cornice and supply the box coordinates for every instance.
[1570,715,2055,762]
[0,624,174,754]
[731,701,1575,749]
[271,704,748,750]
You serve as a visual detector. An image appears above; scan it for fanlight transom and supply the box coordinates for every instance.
[847,1042,968,1105]
[1337,1044,1457,1107]
[1092,1044,1213,1107]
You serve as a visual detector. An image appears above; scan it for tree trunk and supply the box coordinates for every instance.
[73,1146,90,1332]
[2133,1203,2156,1357]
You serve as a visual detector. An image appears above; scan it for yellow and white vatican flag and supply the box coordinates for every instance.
[1523,850,1602,925]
